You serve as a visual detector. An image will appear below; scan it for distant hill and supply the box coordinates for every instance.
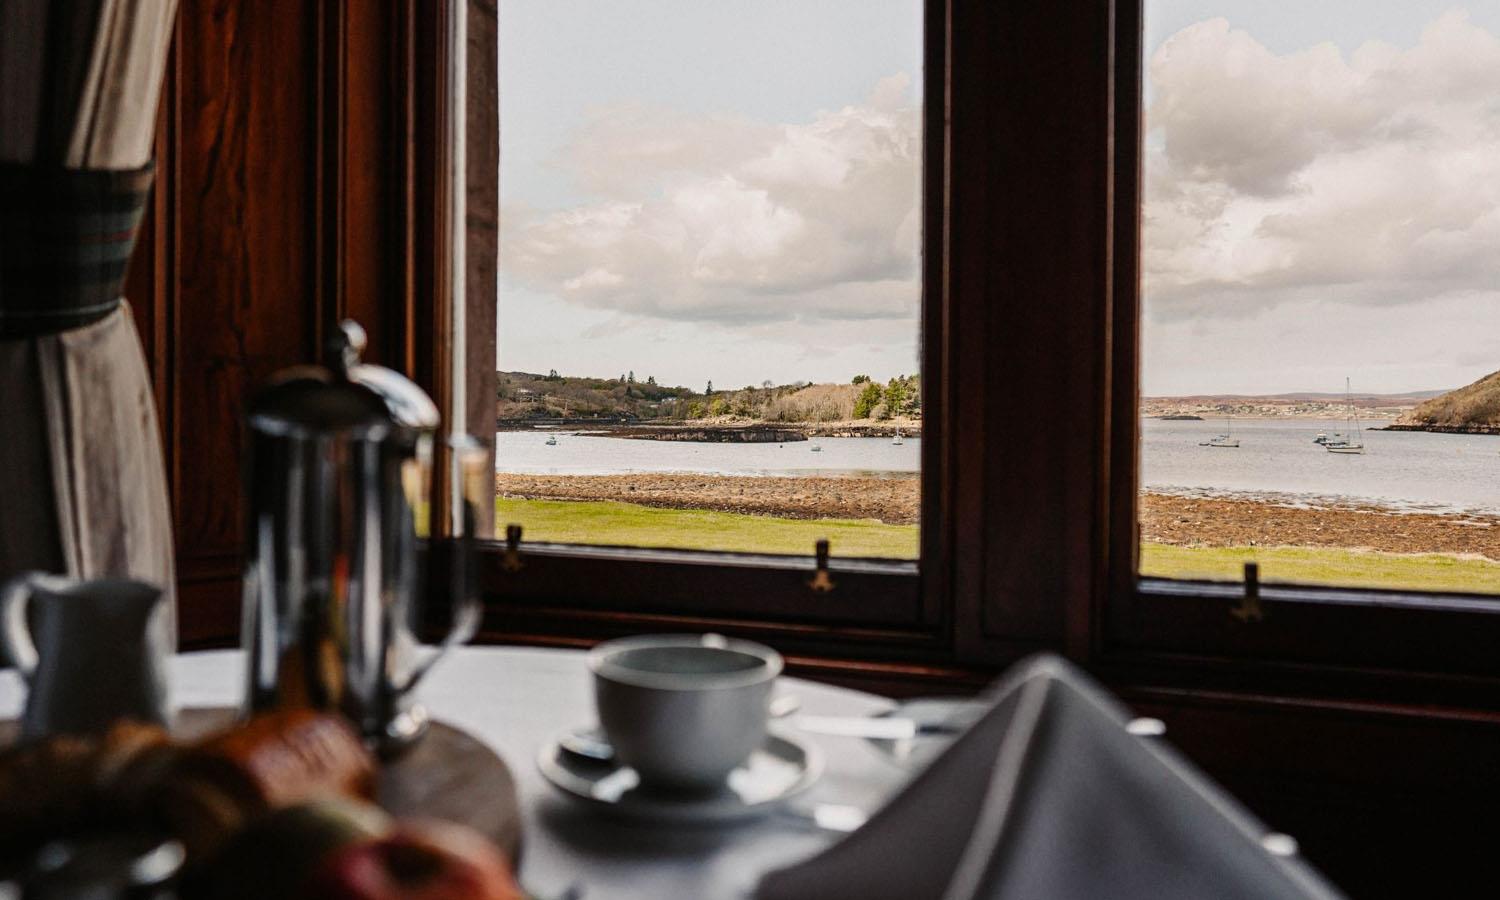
[497,371,695,420]
[1144,389,1448,407]
[1390,370,1500,435]
[496,371,920,425]
[1248,389,1449,402]
[1140,388,1442,420]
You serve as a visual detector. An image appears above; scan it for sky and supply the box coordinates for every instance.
[499,1,1500,396]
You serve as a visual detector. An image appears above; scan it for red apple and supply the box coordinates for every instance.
[303,819,522,900]
[197,798,392,900]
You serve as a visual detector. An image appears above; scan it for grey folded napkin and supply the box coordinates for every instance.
[757,655,1344,900]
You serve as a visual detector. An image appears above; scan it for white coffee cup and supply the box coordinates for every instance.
[589,634,783,792]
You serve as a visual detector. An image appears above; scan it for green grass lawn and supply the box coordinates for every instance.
[1141,542,1500,595]
[496,497,920,558]
[496,497,1500,594]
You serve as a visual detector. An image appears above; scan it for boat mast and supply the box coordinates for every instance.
[1347,377,1359,435]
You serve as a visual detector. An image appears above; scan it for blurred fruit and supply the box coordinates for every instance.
[305,819,522,900]
[197,798,391,900]
[155,710,376,861]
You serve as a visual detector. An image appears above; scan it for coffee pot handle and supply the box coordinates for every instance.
[399,588,480,696]
[0,572,42,682]
[397,436,484,694]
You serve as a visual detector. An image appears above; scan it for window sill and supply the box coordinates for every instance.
[1103,576,1500,706]
[476,540,924,627]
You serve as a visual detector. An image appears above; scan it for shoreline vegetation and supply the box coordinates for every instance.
[497,370,922,431]
[495,474,1500,593]
[1381,422,1500,436]
[1390,368,1500,435]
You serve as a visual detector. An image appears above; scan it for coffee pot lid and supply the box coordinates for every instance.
[249,321,440,439]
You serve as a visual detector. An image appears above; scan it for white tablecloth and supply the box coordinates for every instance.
[0,646,910,900]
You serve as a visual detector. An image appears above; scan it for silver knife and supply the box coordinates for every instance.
[788,714,962,740]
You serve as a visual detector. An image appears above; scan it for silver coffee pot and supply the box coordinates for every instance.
[241,320,481,749]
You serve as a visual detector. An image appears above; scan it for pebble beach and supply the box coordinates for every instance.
[497,473,1500,561]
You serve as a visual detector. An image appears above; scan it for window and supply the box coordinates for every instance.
[494,1,925,563]
[1110,1,1500,682]
[457,0,1500,680]
[464,0,943,644]
[1137,2,1500,597]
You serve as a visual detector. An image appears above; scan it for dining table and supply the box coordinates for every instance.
[0,645,917,900]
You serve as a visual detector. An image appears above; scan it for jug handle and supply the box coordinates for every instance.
[0,572,42,681]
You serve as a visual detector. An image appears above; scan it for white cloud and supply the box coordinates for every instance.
[1144,10,1500,322]
[501,74,921,326]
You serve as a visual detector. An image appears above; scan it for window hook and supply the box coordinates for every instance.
[1230,561,1263,623]
[502,523,525,573]
[807,539,836,593]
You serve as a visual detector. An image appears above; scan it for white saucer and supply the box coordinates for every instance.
[538,728,823,825]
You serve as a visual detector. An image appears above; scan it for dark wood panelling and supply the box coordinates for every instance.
[339,1,403,364]
[174,0,319,570]
[1124,689,1500,899]
[945,2,1115,653]
[916,0,951,633]
[125,0,434,646]
[467,0,499,538]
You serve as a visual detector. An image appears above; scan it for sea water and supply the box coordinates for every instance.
[496,418,1500,515]
[1140,417,1500,515]
[495,432,919,478]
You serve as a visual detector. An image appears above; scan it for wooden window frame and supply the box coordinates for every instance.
[1093,0,1500,706]
[422,0,1500,697]
[438,0,951,661]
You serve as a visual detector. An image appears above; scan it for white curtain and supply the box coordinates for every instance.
[0,0,181,639]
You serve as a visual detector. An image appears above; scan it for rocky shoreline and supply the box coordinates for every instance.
[575,425,809,443]
[499,420,920,440]
[497,473,919,525]
[1381,423,1500,436]
[1141,493,1500,560]
[496,473,1500,560]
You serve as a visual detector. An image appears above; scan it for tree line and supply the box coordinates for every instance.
[498,370,921,423]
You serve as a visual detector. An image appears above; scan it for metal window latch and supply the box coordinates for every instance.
[807,539,836,593]
[501,523,525,573]
[1230,561,1264,623]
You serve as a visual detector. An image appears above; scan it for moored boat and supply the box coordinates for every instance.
[1199,416,1240,448]
[1326,379,1365,454]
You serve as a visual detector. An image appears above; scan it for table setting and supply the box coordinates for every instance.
[0,303,1350,897]
[0,640,955,899]
[0,307,952,898]
[1,632,1348,900]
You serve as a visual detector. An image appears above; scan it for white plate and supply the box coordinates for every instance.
[538,728,823,825]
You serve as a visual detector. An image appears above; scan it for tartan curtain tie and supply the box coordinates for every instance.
[0,161,155,339]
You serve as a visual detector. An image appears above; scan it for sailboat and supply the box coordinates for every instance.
[892,429,904,446]
[1326,378,1365,454]
[1199,416,1240,448]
